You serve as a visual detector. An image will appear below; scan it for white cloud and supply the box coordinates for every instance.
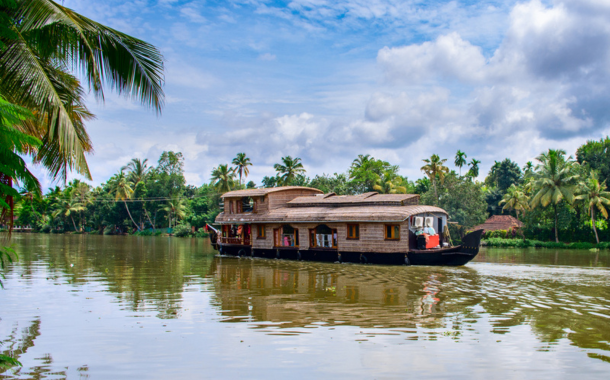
[378,32,488,84]
[258,53,277,61]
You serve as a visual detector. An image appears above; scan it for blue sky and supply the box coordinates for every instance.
[38,0,610,188]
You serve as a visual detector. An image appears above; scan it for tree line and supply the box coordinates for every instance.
[9,137,610,244]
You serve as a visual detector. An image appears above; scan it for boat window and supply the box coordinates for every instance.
[257,224,266,239]
[385,224,400,240]
[275,225,298,247]
[242,197,254,212]
[347,224,359,239]
[310,225,338,248]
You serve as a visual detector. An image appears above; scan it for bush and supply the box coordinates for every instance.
[173,223,193,237]
[482,238,609,250]
[133,229,154,236]
[40,224,51,233]
[154,230,164,236]
[103,226,115,235]
[195,229,210,238]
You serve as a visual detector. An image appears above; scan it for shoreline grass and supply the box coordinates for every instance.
[482,238,610,250]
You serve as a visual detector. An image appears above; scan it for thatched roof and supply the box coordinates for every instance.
[287,192,419,207]
[472,215,523,232]
[216,205,447,224]
[221,186,323,198]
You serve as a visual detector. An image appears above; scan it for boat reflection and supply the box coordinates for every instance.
[209,256,610,364]
[209,256,481,329]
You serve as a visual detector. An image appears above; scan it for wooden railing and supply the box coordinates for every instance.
[221,236,251,245]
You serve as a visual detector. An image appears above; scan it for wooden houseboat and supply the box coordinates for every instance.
[209,186,483,266]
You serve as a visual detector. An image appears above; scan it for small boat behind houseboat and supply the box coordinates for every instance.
[208,186,483,266]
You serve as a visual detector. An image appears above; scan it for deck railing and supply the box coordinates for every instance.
[221,236,251,245]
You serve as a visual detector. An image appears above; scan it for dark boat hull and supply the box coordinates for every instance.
[215,230,484,267]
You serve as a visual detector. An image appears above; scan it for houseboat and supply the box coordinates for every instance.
[208,186,483,266]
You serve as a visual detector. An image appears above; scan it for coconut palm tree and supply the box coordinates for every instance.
[122,158,150,185]
[421,154,449,201]
[210,164,236,193]
[575,171,610,244]
[373,170,407,194]
[274,156,306,186]
[0,0,164,181]
[160,195,187,229]
[108,171,139,231]
[467,159,481,179]
[0,96,41,229]
[454,150,467,176]
[51,196,84,232]
[232,153,252,187]
[350,154,372,170]
[499,184,530,220]
[530,149,579,243]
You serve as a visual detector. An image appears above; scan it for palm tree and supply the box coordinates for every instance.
[530,149,579,243]
[122,158,150,185]
[274,156,306,186]
[210,164,236,193]
[576,171,610,244]
[108,171,139,231]
[71,180,91,230]
[350,154,372,171]
[51,197,84,232]
[1,0,164,181]
[499,184,530,220]
[160,195,187,229]
[467,159,481,179]
[0,96,41,229]
[232,153,252,187]
[373,170,407,194]
[421,154,449,201]
[454,150,467,176]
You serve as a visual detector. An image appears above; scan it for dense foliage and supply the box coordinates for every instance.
[6,137,610,245]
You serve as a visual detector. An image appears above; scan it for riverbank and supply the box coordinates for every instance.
[482,237,610,250]
[4,230,210,238]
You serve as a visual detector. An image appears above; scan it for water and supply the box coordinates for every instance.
[1,234,609,379]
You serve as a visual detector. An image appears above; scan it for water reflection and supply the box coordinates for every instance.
[210,255,610,359]
[1,235,609,379]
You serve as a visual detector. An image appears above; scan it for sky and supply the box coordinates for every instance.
[36,0,610,189]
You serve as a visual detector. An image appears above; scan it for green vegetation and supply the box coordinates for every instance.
[482,238,610,250]
[6,137,610,247]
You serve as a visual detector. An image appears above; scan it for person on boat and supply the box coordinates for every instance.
[423,217,436,235]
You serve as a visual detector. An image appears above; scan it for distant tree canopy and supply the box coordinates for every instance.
[12,137,610,244]
[420,172,488,228]
[577,137,610,185]
[485,159,522,192]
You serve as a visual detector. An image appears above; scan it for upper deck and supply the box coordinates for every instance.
[216,186,445,224]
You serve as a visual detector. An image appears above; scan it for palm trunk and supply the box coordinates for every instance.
[71,216,78,232]
[433,179,438,203]
[591,208,599,244]
[554,204,559,243]
[123,200,140,231]
[144,208,155,231]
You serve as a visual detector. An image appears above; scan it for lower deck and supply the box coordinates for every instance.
[217,244,478,266]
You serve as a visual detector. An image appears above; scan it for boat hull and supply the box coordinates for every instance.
[215,229,484,267]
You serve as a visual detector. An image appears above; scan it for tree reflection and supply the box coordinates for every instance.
[210,256,610,362]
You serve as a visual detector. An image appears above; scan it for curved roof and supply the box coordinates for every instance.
[216,205,447,224]
[221,186,323,198]
[288,193,419,207]
[472,215,523,231]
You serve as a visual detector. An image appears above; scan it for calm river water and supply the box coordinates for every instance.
[1,234,609,379]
